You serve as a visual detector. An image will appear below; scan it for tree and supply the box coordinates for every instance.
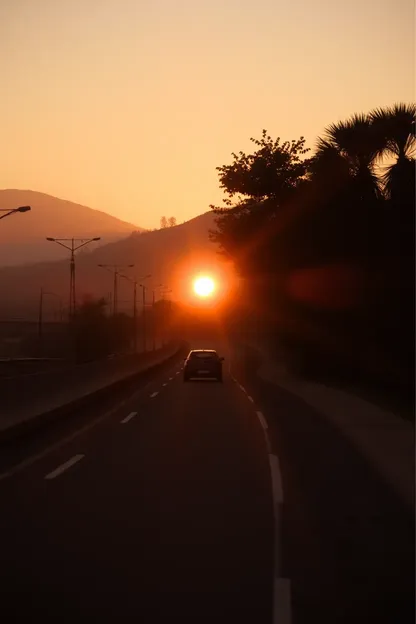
[210,131,311,276]
[209,105,415,405]
[212,130,310,207]
[168,216,177,227]
[370,103,415,204]
[311,113,384,203]
[160,216,168,229]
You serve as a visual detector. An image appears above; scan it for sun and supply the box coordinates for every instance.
[193,276,215,298]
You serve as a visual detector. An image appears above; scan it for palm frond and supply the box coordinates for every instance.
[370,102,416,160]
[381,157,415,201]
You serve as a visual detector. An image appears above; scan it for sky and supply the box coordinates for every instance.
[0,0,414,229]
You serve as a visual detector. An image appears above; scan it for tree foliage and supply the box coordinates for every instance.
[211,104,415,396]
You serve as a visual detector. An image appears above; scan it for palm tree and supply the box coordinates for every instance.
[370,103,416,204]
[311,113,385,203]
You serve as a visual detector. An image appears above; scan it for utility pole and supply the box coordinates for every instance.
[152,284,164,351]
[119,273,151,353]
[47,237,100,319]
[98,264,134,316]
[160,287,172,346]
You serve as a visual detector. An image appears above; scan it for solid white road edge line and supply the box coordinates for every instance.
[256,410,268,430]
[121,411,137,424]
[273,578,292,624]
[150,391,159,398]
[44,454,85,480]
[269,454,284,505]
[247,395,254,403]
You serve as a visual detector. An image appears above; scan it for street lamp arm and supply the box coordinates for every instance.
[0,206,31,221]
[0,210,15,220]
[46,239,72,252]
[74,237,101,252]
[119,273,136,285]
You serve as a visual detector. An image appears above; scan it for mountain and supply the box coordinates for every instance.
[0,190,143,266]
[0,208,227,319]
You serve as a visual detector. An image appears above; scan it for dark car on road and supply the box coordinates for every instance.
[183,349,224,382]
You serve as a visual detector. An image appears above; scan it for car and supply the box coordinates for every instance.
[183,349,224,382]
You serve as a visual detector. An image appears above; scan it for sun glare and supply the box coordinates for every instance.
[193,276,215,298]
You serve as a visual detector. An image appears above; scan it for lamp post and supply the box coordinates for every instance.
[119,273,151,352]
[0,205,31,221]
[151,284,164,351]
[160,287,172,346]
[97,264,134,316]
[46,237,100,319]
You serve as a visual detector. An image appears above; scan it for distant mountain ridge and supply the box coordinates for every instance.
[0,192,222,318]
[0,189,144,266]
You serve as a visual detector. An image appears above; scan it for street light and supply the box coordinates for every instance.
[151,284,164,351]
[47,237,101,319]
[0,205,31,221]
[97,264,135,316]
[119,273,151,352]
[159,287,173,346]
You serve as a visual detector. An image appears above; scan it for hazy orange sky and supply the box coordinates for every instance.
[0,0,414,229]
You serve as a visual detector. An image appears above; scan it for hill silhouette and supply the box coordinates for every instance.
[0,208,219,318]
[0,190,143,266]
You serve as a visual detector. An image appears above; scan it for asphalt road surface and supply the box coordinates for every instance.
[0,344,414,623]
[0,351,275,623]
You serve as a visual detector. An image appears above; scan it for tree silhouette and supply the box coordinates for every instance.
[370,103,415,203]
[210,104,415,404]
[168,216,177,227]
[160,216,168,229]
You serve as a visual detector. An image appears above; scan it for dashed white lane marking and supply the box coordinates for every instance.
[121,411,137,424]
[256,410,268,430]
[239,384,247,393]
[273,578,292,624]
[162,383,167,386]
[44,454,85,480]
[150,391,159,398]
[175,372,180,375]
[247,395,254,403]
[169,377,174,380]
[269,454,284,505]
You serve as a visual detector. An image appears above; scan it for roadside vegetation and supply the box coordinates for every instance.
[211,103,415,412]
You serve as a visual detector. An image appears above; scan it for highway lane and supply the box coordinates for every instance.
[0,360,275,623]
[239,371,415,624]
[0,349,186,474]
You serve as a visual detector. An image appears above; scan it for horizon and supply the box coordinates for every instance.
[0,187,213,229]
[0,0,414,228]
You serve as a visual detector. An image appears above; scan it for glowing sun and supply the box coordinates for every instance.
[193,276,215,297]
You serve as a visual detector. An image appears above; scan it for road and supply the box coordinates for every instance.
[0,344,414,623]
[0,349,275,623]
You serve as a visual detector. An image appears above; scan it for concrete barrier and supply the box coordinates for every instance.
[0,343,184,441]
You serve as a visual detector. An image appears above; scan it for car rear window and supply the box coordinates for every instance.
[190,352,217,359]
